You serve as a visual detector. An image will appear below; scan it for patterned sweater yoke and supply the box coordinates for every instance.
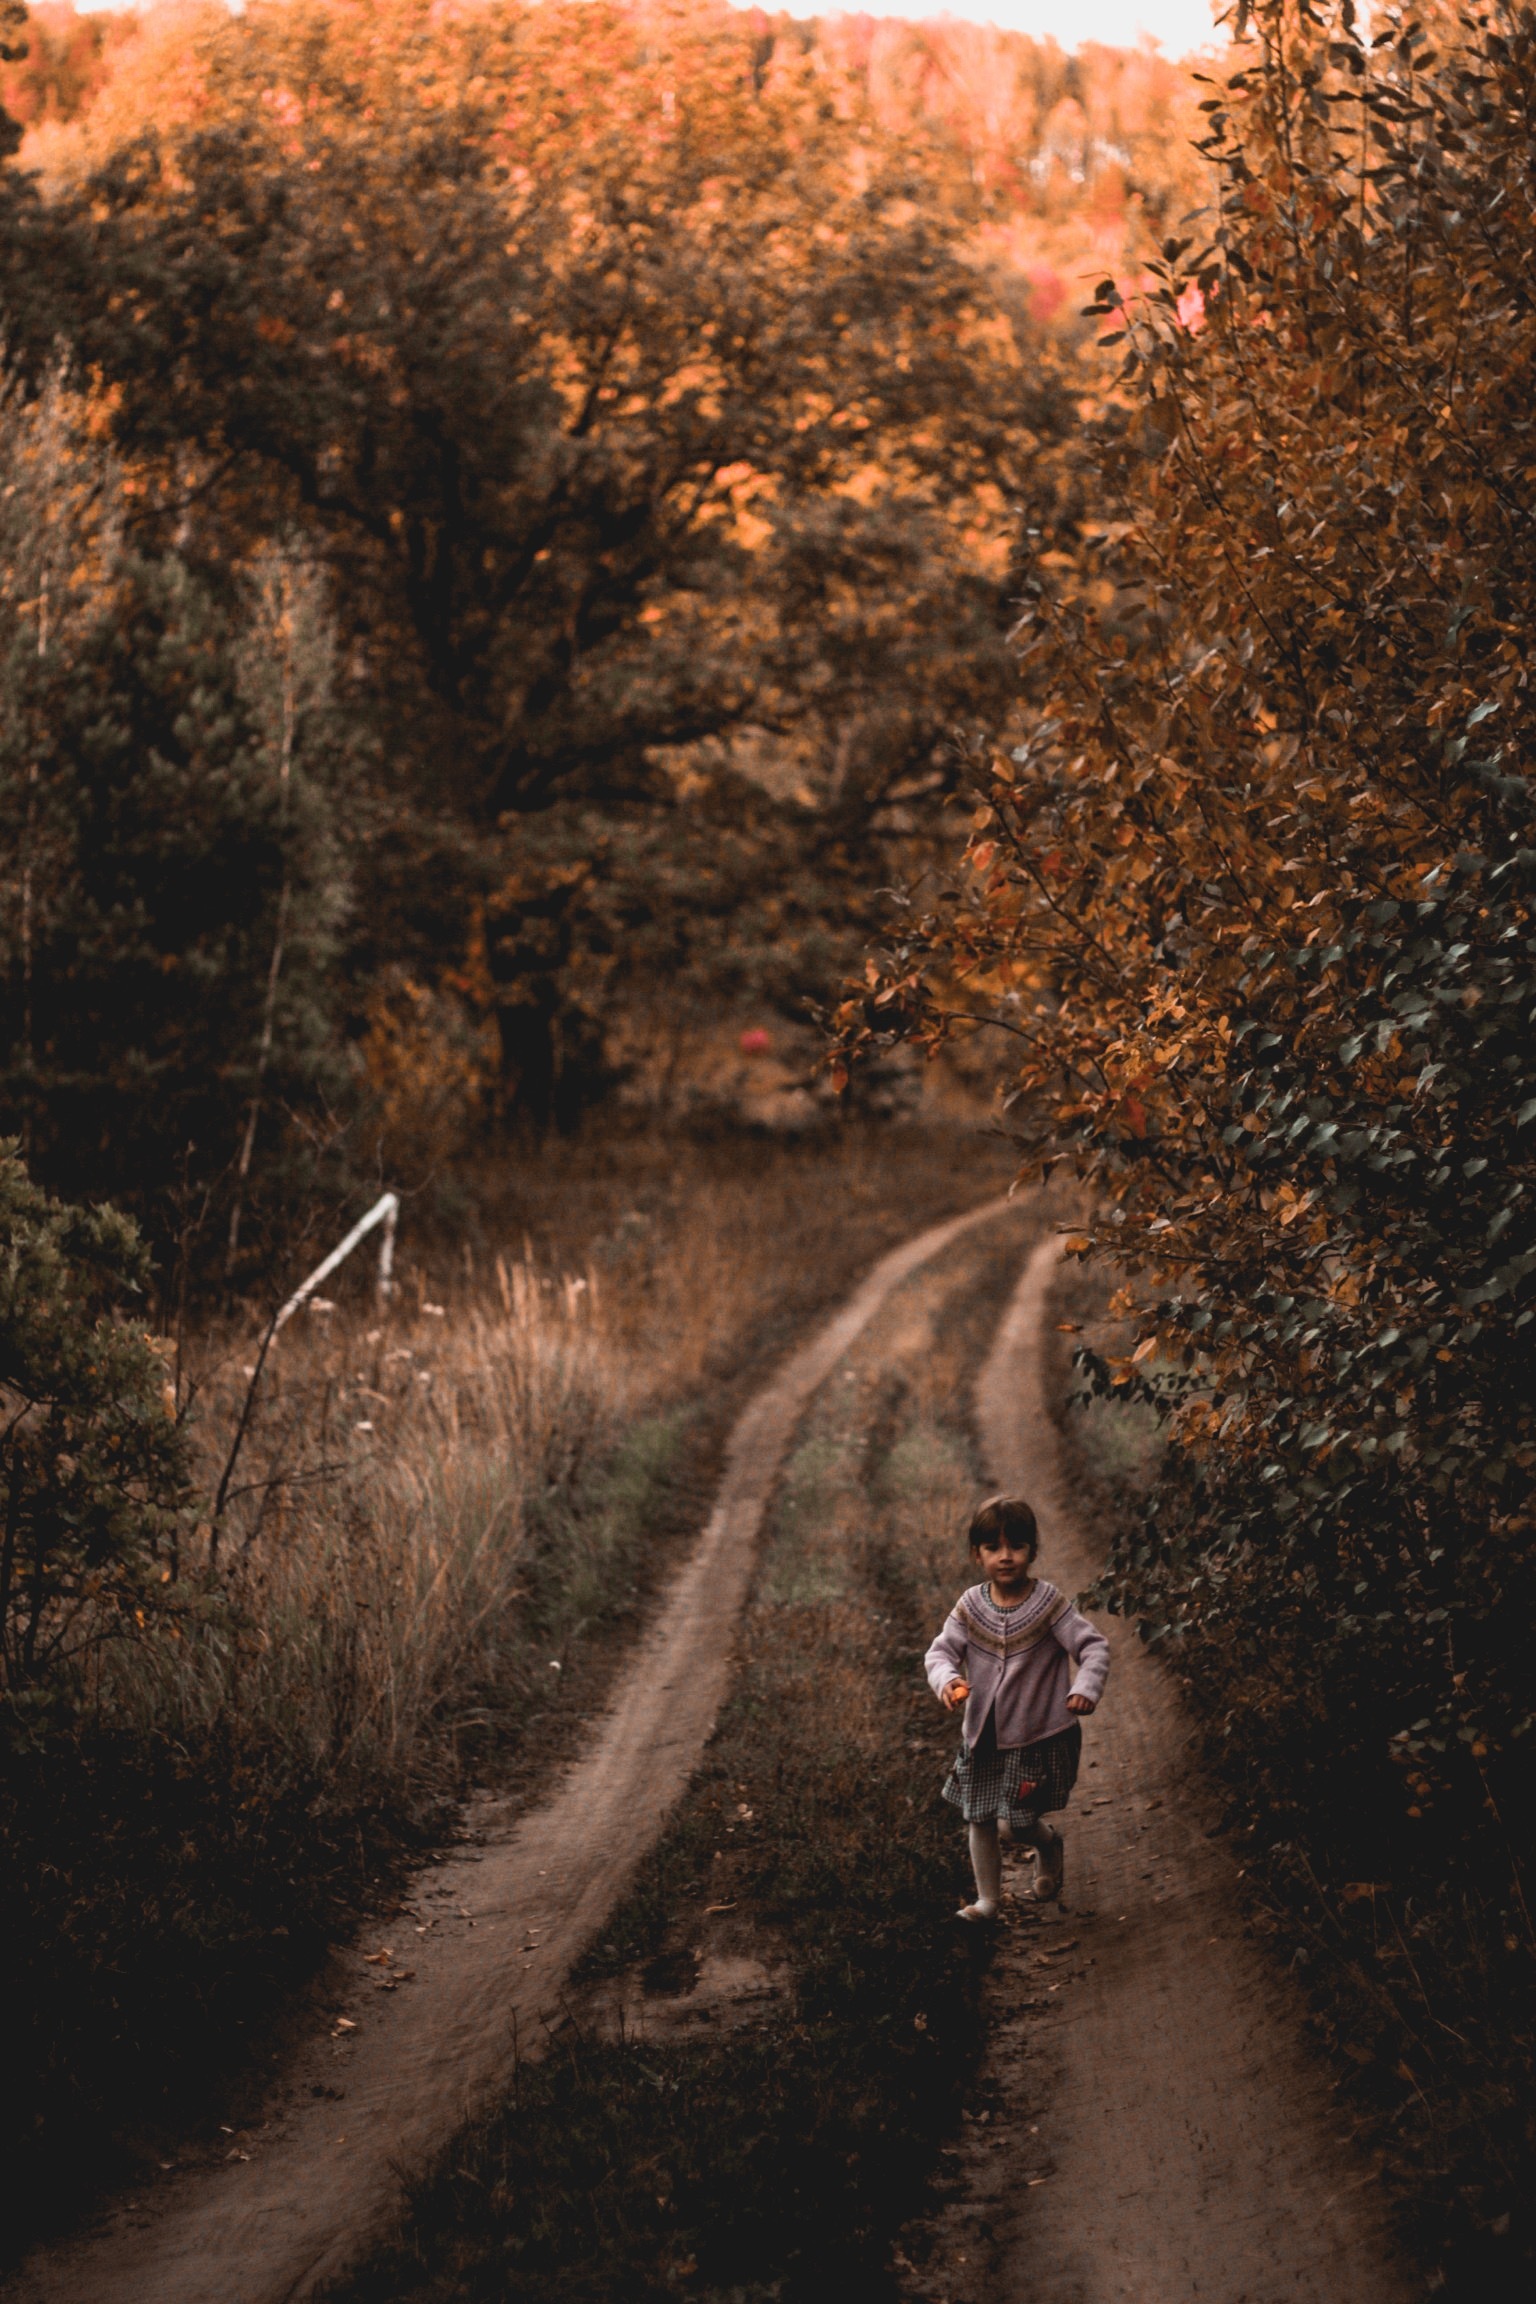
[924,1574,1110,1751]
[953,1578,1071,1662]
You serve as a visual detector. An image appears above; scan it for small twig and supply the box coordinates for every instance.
[225,1459,349,1510]
[210,1306,283,1557]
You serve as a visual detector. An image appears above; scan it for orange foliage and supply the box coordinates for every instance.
[1,2,122,129]
[17,1,1209,313]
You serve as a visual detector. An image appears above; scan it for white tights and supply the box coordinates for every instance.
[964,1815,1055,1918]
[965,1820,1002,1918]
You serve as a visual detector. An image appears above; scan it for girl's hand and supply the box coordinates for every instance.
[1066,1693,1096,1715]
[941,1679,969,1712]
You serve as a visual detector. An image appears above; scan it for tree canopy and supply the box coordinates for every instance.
[6,0,1186,1186]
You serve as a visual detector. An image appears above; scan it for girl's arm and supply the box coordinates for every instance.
[924,1610,969,1702]
[1052,1603,1110,1712]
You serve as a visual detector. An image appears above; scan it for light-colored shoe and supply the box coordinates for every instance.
[955,1901,998,1924]
[1022,1823,1065,1902]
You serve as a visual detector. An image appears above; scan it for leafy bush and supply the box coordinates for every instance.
[0,1141,188,1723]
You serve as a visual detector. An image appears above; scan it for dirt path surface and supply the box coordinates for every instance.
[912,1232,1420,2304]
[7,1200,1009,2304]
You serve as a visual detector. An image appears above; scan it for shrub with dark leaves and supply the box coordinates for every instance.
[0,1142,189,1726]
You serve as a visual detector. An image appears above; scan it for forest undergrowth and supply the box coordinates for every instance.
[0,1121,1007,2259]
[318,1198,1048,2304]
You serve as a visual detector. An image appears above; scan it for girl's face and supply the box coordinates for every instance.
[975,1533,1036,1594]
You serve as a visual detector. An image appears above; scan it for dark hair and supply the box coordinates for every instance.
[967,1494,1039,1557]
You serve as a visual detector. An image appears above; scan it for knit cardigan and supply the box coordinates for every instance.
[924,1578,1110,1750]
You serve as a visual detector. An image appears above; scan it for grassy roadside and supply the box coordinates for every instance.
[320,1198,1054,2304]
[1,1123,1013,2258]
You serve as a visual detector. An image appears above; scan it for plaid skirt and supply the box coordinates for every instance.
[941,1718,1082,1829]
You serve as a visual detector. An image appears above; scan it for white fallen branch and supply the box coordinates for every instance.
[213,1193,402,1542]
[272,1192,399,1336]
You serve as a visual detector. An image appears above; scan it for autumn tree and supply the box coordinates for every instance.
[0,373,354,1238]
[0,1,119,134]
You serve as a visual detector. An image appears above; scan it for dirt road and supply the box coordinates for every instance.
[6,1200,1009,2304]
[918,1231,1420,2304]
[12,1212,1428,2304]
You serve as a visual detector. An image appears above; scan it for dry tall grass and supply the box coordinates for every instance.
[106,1260,621,1803]
[96,1129,994,1816]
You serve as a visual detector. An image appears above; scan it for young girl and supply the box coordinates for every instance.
[925,1493,1110,1922]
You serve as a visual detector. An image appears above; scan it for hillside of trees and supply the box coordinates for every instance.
[0,0,1206,1266]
